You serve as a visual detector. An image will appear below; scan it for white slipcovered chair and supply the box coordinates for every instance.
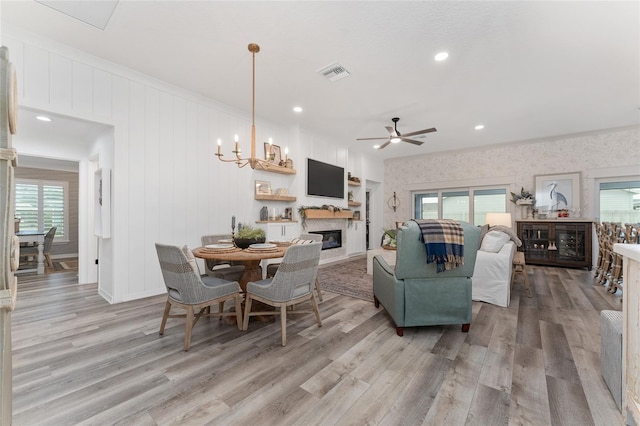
[471,227,519,307]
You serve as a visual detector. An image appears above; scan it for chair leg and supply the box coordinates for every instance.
[311,293,322,327]
[234,294,243,330]
[218,301,225,319]
[45,253,54,269]
[315,278,323,302]
[396,326,404,337]
[242,296,252,331]
[159,299,171,335]
[280,304,287,346]
[374,295,380,308]
[184,306,194,351]
[462,323,470,332]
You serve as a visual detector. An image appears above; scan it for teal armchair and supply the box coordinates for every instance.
[373,220,481,336]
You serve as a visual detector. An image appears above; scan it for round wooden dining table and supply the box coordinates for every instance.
[192,246,288,292]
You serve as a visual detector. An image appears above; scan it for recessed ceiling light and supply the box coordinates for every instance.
[36,115,52,122]
[434,52,449,62]
[293,106,303,113]
[474,124,485,130]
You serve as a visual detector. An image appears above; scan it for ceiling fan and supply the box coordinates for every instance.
[357,117,437,149]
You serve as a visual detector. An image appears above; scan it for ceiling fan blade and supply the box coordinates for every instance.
[378,140,391,149]
[401,127,437,137]
[401,137,424,146]
[385,126,397,137]
[356,136,389,141]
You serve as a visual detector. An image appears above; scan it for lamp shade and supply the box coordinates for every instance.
[485,212,512,228]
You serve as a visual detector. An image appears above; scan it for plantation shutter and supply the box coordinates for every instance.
[14,181,66,238]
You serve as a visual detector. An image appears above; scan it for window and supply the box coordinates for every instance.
[598,179,640,223]
[15,179,67,239]
[413,187,507,225]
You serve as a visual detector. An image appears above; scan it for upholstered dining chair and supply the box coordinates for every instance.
[266,233,324,301]
[20,226,57,269]
[242,241,323,346]
[155,243,243,351]
[201,234,245,281]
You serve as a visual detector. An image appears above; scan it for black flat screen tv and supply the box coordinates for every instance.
[307,158,344,199]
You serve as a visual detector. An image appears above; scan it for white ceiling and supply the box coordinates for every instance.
[3,1,639,160]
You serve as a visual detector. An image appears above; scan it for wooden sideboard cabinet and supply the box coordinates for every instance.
[516,220,593,270]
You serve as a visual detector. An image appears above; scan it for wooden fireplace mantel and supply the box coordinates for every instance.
[303,209,353,219]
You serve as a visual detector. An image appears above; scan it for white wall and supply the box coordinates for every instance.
[5,29,383,303]
[384,126,640,224]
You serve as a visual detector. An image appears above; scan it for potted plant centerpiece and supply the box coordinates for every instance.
[510,187,535,219]
[234,224,266,248]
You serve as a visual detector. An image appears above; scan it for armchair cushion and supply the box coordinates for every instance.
[480,230,511,253]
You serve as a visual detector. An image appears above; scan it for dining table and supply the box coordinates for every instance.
[15,230,46,274]
[192,244,289,292]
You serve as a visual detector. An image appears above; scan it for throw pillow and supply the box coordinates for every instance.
[478,224,490,248]
[489,225,522,247]
[181,245,200,275]
[291,238,314,245]
[480,230,510,253]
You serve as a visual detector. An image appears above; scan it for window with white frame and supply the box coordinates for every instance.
[15,179,68,239]
[598,179,640,223]
[414,186,508,225]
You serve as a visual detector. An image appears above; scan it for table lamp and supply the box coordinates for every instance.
[485,212,512,228]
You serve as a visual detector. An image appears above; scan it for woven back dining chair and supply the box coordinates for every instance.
[242,241,323,346]
[201,234,245,281]
[155,243,243,351]
[20,226,57,269]
[265,233,324,301]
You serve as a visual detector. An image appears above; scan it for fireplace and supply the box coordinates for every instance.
[309,230,342,250]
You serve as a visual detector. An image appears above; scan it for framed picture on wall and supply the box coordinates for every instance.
[534,172,580,212]
[255,180,271,195]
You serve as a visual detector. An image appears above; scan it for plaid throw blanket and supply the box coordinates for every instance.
[412,219,464,272]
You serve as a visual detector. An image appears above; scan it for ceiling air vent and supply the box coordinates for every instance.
[317,63,351,82]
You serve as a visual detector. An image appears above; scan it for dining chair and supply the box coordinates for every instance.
[20,226,57,269]
[201,234,245,281]
[265,233,324,301]
[242,241,323,346]
[155,243,243,351]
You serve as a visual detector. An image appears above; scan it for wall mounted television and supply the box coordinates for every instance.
[307,158,344,199]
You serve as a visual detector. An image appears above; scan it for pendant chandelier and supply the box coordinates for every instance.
[215,43,287,171]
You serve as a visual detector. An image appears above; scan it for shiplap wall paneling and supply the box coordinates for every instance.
[49,53,72,110]
[158,91,175,248]
[171,96,188,248]
[110,75,131,303]
[23,44,49,104]
[72,62,93,114]
[127,81,148,298]
[144,86,161,293]
[93,69,112,118]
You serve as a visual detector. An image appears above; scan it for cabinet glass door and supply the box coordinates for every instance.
[556,225,586,262]
[522,224,550,261]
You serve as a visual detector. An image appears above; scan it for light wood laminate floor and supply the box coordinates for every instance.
[12,265,623,425]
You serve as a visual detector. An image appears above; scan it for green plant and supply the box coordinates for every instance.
[382,228,397,247]
[510,187,534,204]
[236,224,265,239]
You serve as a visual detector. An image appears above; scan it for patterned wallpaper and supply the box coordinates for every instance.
[383,126,640,224]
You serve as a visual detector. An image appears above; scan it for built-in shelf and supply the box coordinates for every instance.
[348,201,361,207]
[255,194,296,202]
[304,209,353,219]
[348,180,361,186]
[254,162,296,175]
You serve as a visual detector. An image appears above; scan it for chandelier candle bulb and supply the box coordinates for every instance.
[285,147,288,161]
[217,138,222,156]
